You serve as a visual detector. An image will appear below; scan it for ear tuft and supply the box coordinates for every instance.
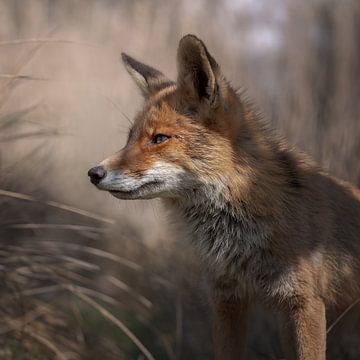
[121,53,173,97]
[177,35,220,104]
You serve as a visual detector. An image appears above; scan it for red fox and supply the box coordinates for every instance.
[88,34,360,359]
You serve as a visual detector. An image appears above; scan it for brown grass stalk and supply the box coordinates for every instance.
[0,189,115,224]
[65,284,156,360]
[327,298,360,334]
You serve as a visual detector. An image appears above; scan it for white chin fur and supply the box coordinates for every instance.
[109,189,163,200]
[97,162,190,199]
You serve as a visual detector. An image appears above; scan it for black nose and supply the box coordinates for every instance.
[88,166,107,185]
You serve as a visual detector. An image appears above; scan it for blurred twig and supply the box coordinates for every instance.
[0,189,115,224]
[0,38,98,48]
[26,240,143,271]
[0,31,54,113]
[0,129,60,142]
[0,74,49,81]
[66,284,156,360]
[8,223,105,232]
[107,275,153,309]
[327,298,360,334]
[22,327,70,360]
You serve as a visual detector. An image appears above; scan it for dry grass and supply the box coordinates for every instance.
[0,0,359,359]
[0,41,180,359]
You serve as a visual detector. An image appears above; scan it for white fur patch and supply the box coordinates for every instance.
[97,161,192,199]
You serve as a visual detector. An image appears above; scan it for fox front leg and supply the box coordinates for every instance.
[282,297,326,360]
[213,296,249,360]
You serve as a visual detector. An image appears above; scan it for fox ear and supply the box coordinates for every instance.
[177,35,221,106]
[121,53,174,97]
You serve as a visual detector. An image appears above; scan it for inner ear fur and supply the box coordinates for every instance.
[177,34,222,105]
[121,53,174,97]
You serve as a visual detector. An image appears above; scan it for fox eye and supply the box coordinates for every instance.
[151,134,170,145]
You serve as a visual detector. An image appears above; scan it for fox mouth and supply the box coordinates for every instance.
[107,180,165,199]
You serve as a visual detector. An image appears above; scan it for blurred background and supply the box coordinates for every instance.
[0,0,359,359]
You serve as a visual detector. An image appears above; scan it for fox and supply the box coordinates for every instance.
[88,34,360,359]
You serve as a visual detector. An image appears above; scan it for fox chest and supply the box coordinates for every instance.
[178,206,294,299]
[180,207,264,287]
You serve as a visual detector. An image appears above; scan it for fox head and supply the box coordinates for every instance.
[88,35,258,203]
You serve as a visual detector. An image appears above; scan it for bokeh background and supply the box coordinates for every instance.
[0,0,359,359]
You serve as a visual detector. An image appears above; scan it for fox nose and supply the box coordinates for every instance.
[88,166,107,185]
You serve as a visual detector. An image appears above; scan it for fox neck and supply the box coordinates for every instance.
[164,120,298,281]
[164,172,276,280]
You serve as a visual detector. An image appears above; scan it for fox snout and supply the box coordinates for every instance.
[87,164,120,191]
[88,166,107,185]
[87,165,132,195]
[87,160,189,200]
